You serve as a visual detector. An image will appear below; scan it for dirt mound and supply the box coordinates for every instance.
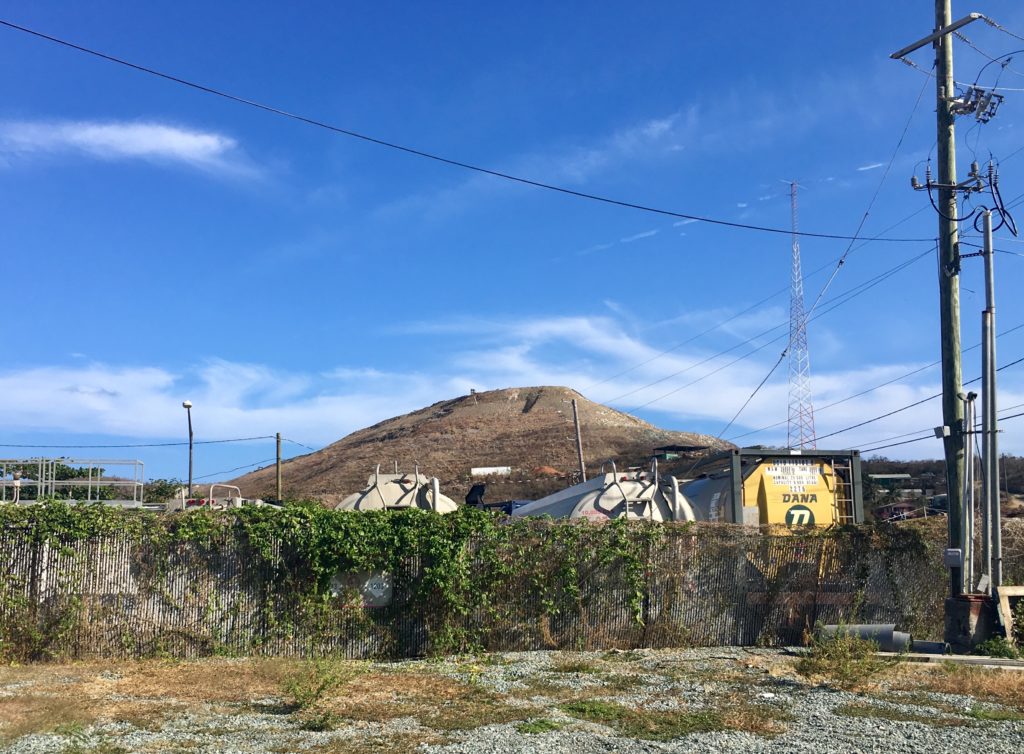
[231,386,729,504]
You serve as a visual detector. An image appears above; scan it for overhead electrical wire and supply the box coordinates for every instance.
[861,402,1024,454]
[0,435,276,449]
[194,457,277,481]
[726,321,1024,442]
[713,72,930,435]
[984,16,1024,46]
[861,399,1024,451]
[954,34,1024,79]
[715,351,787,440]
[804,64,932,320]
[860,435,937,454]
[618,246,933,411]
[812,354,1024,445]
[0,18,935,244]
[580,260,833,392]
[282,437,317,452]
[583,204,933,394]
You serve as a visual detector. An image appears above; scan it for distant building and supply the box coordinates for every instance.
[652,445,708,461]
[471,466,512,477]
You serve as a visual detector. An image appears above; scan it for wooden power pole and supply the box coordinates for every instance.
[933,0,965,597]
[571,399,587,482]
[276,432,283,502]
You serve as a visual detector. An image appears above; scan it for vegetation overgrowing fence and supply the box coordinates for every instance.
[0,502,1021,661]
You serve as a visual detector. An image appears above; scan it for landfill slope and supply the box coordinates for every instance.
[230,386,729,504]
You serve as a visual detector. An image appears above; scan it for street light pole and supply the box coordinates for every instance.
[183,400,194,498]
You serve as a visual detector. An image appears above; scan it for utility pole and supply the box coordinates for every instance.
[276,432,283,502]
[183,400,194,498]
[981,210,1003,588]
[934,0,965,598]
[571,398,587,482]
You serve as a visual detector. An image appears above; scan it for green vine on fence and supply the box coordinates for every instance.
[0,500,1004,661]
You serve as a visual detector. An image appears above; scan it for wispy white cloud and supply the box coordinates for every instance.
[577,242,615,256]
[620,229,658,243]
[3,311,1012,465]
[673,218,699,227]
[0,120,258,177]
[737,202,748,208]
[857,162,884,172]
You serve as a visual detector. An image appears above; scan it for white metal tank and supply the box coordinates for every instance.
[334,466,458,513]
[511,461,694,522]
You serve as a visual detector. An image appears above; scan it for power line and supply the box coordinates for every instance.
[861,403,1024,454]
[814,354,1024,444]
[983,16,1024,46]
[860,399,1024,452]
[0,435,276,449]
[608,247,929,406]
[620,247,933,411]
[804,66,932,320]
[726,321,1024,442]
[194,457,277,481]
[583,204,934,395]
[282,437,317,452]
[580,261,831,392]
[954,33,1024,79]
[0,18,935,244]
[716,76,929,442]
[861,434,936,454]
[716,351,787,440]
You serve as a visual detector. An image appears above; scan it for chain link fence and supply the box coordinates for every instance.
[1,519,1021,660]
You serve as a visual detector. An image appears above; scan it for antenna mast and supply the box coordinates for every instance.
[787,181,816,449]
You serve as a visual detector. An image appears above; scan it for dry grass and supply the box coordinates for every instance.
[299,731,449,754]
[717,694,792,736]
[0,657,294,744]
[550,654,601,674]
[315,669,533,730]
[835,702,968,727]
[559,693,790,741]
[108,658,292,703]
[0,694,97,744]
[891,663,1024,711]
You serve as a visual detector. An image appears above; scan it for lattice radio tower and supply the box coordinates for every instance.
[787,181,816,449]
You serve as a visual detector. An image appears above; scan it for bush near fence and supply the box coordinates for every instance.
[0,501,1021,661]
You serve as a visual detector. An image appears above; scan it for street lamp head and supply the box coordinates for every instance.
[182,400,193,409]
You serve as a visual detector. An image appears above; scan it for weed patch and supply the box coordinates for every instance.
[602,650,643,663]
[516,719,565,734]
[835,702,966,727]
[974,637,1020,660]
[963,706,1024,722]
[282,658,363,711]
[551,656,600,674]
[796,631,890,689]
[560,699,723,741]
[0,694,96,744]
[892,663,1024,710]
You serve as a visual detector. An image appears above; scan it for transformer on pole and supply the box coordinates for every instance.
[787,182,816,450]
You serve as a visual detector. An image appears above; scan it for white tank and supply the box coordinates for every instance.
[334,466,458,513]
[511,461,695,522]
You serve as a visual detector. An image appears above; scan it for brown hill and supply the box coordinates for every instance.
[230,386,730,505]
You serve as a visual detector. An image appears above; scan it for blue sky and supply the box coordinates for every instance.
[3,1,1024,483]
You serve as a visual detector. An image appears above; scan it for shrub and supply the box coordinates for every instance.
[974,636,1019,660]
[281,658,359,711]
[796,630,889,689]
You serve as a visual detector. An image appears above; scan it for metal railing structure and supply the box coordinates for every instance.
[0,458,145,506]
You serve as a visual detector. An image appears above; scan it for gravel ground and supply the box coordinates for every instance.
[2,648,1022,754]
